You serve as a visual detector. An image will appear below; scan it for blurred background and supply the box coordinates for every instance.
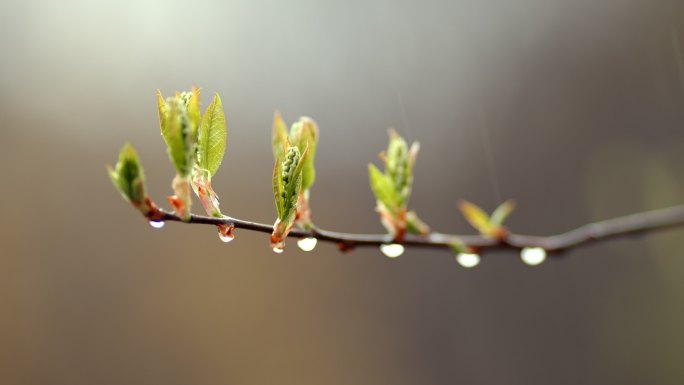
[2,0,684,383]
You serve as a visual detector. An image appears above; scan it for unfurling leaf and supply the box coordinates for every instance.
[197,94,226,177]
[158,89,203,220]
[271,145,309,250]
[369,129,427,240]
[490,200,516,227]
[271,113,320,229]
[107,143,156,216]
[290,117,319,190]
[158,92,197,176]
[272,111,288,163]
[458,200,492,236]
[368,163,399,214]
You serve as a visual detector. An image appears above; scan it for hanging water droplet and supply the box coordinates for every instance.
[520,247,546,266]
[148,220,165,229]
[297,237,317,252]
[217,225,235,243]
[272,246,284,254]
[218,230,234,243]
[380,244,405,258]
[456,252,480,268]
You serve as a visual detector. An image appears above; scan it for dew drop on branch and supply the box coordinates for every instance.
[297,237,317,252]
[217,225,235,243]
[218,231,234,243]
[520,247,546,266]
[380,244,405,258]
[148,220,165,229]
[455,252,480,268]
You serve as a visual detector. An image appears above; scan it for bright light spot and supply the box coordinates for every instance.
[521,247,546,266]
[148,220,165,229]
[272,246,284,254]
[380,244,405,258]
[456,253,481,268]
[218,231,234,243]
[297,237,318,252]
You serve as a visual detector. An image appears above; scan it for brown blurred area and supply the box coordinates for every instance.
[1,0,684,383]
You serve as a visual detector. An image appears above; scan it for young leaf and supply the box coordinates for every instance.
[162,98,189,175]
[272,158,284,219]
[156,90,167,135]
[368,163,400,214]
[290,117,319,190]
[197,94,227,176]
[272,111,288,162]
[107,143,153,215]
[458,200,493,236]
[186,86,201,141]
[490,200,516,227]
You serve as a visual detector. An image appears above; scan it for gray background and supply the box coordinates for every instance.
[2,0,684,383]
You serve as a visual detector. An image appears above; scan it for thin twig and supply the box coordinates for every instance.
[156,205,684,255]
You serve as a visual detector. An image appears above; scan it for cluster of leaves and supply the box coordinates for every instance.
[270,113,319,250]
[108,87,516,254]
[368,129,430,241]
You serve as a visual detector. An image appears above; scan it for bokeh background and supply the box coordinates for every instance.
[2,0,684,383]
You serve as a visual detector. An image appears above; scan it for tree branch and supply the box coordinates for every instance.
[155,204,684,256]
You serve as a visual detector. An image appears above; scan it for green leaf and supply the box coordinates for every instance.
[284,146,307,213]
[161,95,198,176]
[197,93,227,176]
[187,86,201,140]
[292,117,318,191]
[368,163,400,214]
[163,99,188,174]
[490,200,516,227]
[108,143,151,216]
[458,200,493,235]
[156,90,167,136]
[272,158,284,219]
[272,111,288,162]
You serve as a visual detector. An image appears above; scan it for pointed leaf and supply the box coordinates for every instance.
[283,145,308,215]
[272,111,288,162]
[187,86,201,140]
[157,90,167,136]
[293,117,318,190]
[272,158,284,219]
[490,200,516,227]
[198,94,227,176]
[163,99,188,175]
[459,200,493,235]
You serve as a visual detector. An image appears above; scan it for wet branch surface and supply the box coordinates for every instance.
[157,204,684,255]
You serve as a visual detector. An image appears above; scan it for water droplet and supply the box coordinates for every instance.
[218,230,234,243]
[456,253,480,268]
[380,244,405,258]
[297,237,317,252]
[217,225,235,243]
[272,246,284,254]
[148,220,165,229]
[521,247,546,266]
